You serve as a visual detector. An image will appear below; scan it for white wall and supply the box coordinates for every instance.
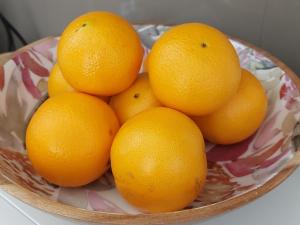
[1,0,299,74]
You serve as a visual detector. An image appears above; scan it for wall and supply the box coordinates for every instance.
[0,0,299,74]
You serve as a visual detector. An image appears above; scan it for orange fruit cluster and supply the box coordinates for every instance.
[26,11,267,213]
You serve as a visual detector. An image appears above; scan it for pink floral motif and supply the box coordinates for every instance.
[18,52,49,77]
[253,112,281,150]
[32,38,58,62]
[225,138,286,177]
[280,83,300,110]
[20,67,42,99]
[0,149,57,196]
[12,50,51,98]
[87,191,125,213]
[259,147,291,168]
[238,48,251,66]
[280,83,289,99]
[206,135,255,162]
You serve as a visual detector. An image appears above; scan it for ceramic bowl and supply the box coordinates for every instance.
[0,25,300,224]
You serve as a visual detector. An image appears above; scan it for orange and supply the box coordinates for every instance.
[109,73,161,124]
[48,63,109,102]
[148,23,241,116]
[111,107,207,212]
[26,93,119,187]
[57,11,144,96]
[48,63,74,97]
[194,69,267,144]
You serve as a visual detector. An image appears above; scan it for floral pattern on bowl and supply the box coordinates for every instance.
[0,25,299,214]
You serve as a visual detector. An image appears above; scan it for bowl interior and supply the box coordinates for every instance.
[0,25,299,214]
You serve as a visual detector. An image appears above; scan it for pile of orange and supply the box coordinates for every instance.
[26,11,267,213]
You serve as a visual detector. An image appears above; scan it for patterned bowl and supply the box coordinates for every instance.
[0,25,300,225]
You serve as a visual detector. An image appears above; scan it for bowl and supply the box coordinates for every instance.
[0,25,300,224]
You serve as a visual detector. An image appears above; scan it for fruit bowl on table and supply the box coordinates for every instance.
[0,25,300,224]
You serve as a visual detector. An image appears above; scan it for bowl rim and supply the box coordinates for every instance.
[0,36,299,225]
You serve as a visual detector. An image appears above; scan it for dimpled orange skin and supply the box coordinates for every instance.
[57,11,144,96]
[111,107,207,213]
[26,93,119,187]
[48,63,75,97]
[148,23,241,116]
[194,69,267,145]
[48,64,109,102]
[109,73,161,124]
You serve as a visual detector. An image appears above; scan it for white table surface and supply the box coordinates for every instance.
[1,168,300,225]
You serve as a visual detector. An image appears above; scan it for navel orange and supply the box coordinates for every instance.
[57,11,143,96]
[109,73,161,124]
[48,63,74,97]
[194,69,267,144]
[26,93,119,187]
[111,107,207,212]
[47,63,109,102]
[148,23,241,116]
